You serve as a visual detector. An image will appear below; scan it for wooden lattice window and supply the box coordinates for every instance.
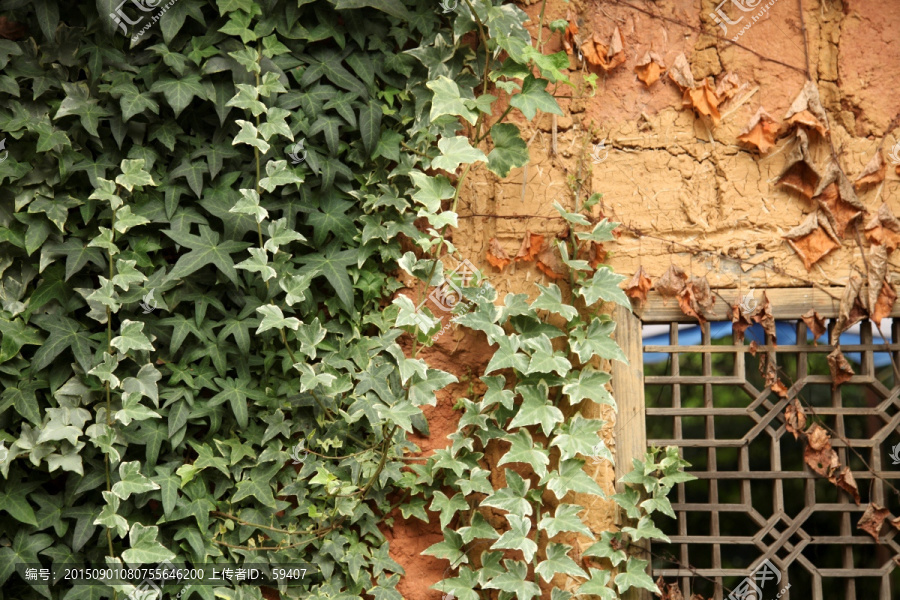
[612,289,900,600]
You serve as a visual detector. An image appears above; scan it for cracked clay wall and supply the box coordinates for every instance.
[386,1,900,599]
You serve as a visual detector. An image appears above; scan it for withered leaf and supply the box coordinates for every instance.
[677,276,715,324]
[715,72,742,100]
[752,291,776,343]
[864,203,900,252]
[783,80,829,138]
[580,27,626,71]
[891,516,900,532]
[814,162,864,238]
[536,246,566,280]
[857,504,890,541]
[854,151,886,190]
[777,130,822,200]
[562,13,579,55]
[830,465,861,505]
[657,578,685,600]
[785,398,807,439]
[587,241,608,269]
[667,53,695,90]
[801,309,827,343]
[783,211,840,271]
[827,347,854,389]
[737,107,779,154]
[866,244,888,312]
[804,423,839,478]
[731,303,752,344]
[515,231,544,262]
[832,272,866,345]
[749,340,759,356]
[486,238,511,270]
[0,16,27,40]
[656,264,688,298]
[634,51,665,87]
[683,79,721,125]
[872,281,897,326]
[624,267,652,306]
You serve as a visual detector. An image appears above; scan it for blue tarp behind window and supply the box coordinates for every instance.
[643,321,892,367]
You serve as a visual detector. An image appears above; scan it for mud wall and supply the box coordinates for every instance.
[390,1,900,598]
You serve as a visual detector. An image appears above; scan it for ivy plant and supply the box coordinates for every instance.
[0,0,692,599]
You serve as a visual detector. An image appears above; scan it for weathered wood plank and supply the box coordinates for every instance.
[612,305,652,600]
[633,287,900,322]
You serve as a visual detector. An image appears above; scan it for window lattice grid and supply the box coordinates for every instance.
[643,318,900,600]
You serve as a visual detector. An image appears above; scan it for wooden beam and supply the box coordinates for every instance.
[632,287,887,323]
[612,304,652,600]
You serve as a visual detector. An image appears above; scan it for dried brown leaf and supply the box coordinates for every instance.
[854,151,886,189]
[749,340,758,356]
[827,347,854,389]
[683,79,721,125]
[783,80,829,137]
[864,203,900,252]
[777,130,821,199]
[814,163,864,238]
[832,273,866,345]
[804,423,839,478]
[867,244,888,312]
[872,281,897,326]
[737,107,779,154]
[624,267,653,306]
[857,504,890,541]
[562,14,579,55]
[587,241,608,269]
[677,276,715,324]
[752,291,776,343]
[656,264,688,298]
[514,231,544,262]
[634,51,665,87]
[536,246,566,280]
[0,16,27,40]
[581,28,626,71]
[830,465,861,505]
[715,72,741,100]
[785,398,807,439]
[783,212,840,271]
[801,309,827,343]
[667,53,696,90]
[486,238,511,270]
[731,303,752,344]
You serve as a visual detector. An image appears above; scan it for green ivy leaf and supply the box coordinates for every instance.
[614,557,660,595]
[537,504,594,539]
[149,75,207,117]
[622,515,671,543]
[562,368,615,407]
[544,459,606,500]
[431,136,487,172]
[498,430,550,478]
[163,225,252,286]
[509,75,562,120]
[429,491,468,529]
[111,320,154,354]
[111,461,160,501]
[549,415,605,462]
[575,219,619,243]
[492,514,537,563]
[577,568,617,599]
[535,543,586,583]
[508,382,563,436]
[422,528,467,568]
[121,523,176,565]
[584,531,627,567]
[426,76,478,125]
[483,560,541,600]
[256,305,300,334]
[115,159,156,192]
[570,318,628,364]
[482,469,532,517]
[578,267,631,309]
[486,123,529,177]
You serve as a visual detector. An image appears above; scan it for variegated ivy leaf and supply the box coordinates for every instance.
[259,159,303,192]
[431,136,487,172]
[111,259,147,291]
[225,84,266,117]
[230,189,268,223]
[235,248,277,281]
[578,266,631,308]
[491,514,537,563]
[426,76,478,124]
[89,352,120,388]
[279,272,316,306]
[256,305,300,333]
[111,320,154,354]
[232,120,270,153]
[265,217,307,253]
[115,159,156,192]
[89,178,123,210]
